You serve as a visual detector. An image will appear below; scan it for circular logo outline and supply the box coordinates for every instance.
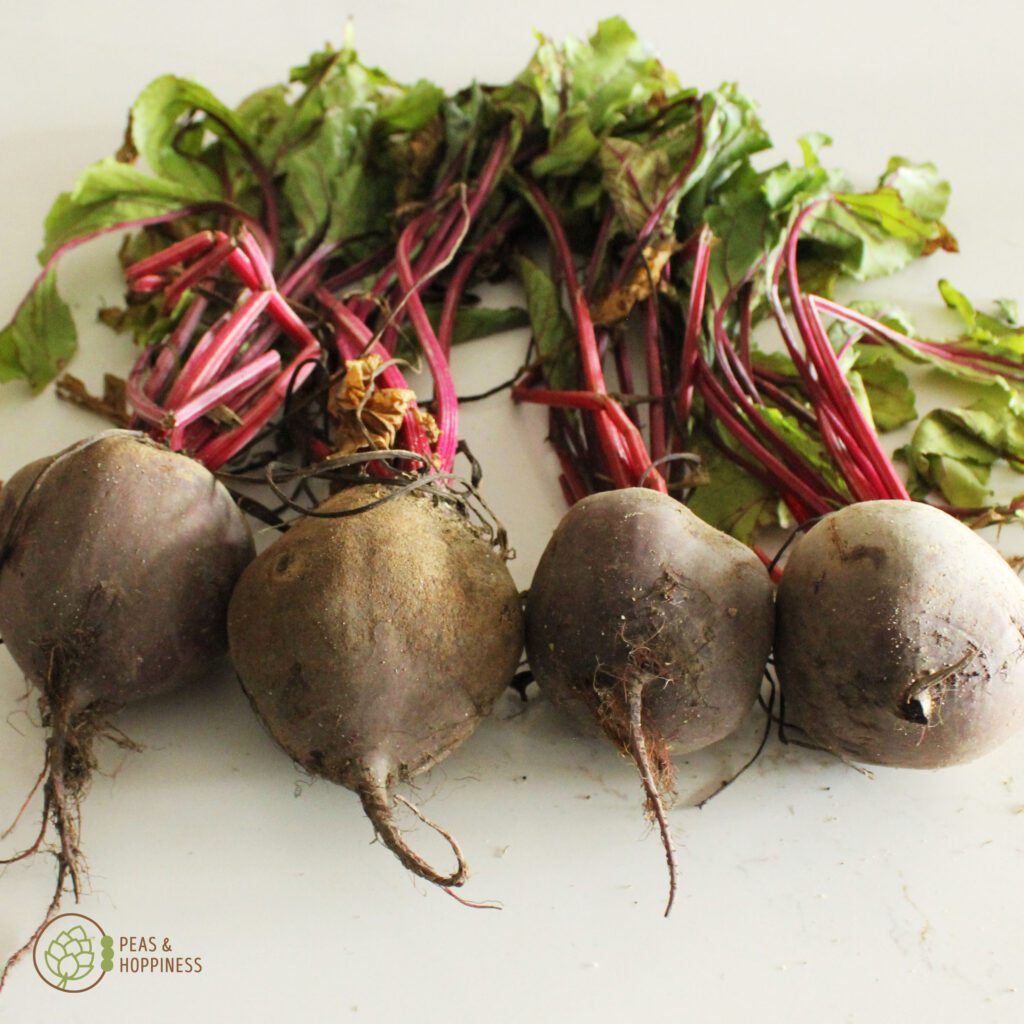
[32,912,108,993]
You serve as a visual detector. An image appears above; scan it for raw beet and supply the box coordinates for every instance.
[526,488,775,912]
[0,430,254,986]
[775,499,1024,767]
[228,483,524,891]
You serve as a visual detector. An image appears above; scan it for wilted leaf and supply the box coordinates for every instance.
[590,239,681,325]
[329,354,416,454]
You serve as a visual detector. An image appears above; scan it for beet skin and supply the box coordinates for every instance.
[228,483,524,889]
[0,430,254,988]
[526,488,775,912]
[775,499,1024,768]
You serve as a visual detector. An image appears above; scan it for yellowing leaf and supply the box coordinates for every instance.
[329,355,416,454]
[590,239,682,325]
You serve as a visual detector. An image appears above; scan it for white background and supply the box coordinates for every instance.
[2,2,1024,1021]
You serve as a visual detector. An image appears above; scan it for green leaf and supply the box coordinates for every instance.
[276,48,403,250]
[679,85,772,222]
[750,348,800,378]
[900,411,998,505]
[909,409,999,464]
[40,159,211,261]
[938,278,1024,347]
[996,298,1021,326]
[803,160,956,282]
[378,79,444,132]
[0,269,77,389]
[422,304,530,346]
[762,159,829,212]
[797,132,832,168]
[234,83,293,166]
[760,406,849,495]
[705,163,775,300]
[279,102,386,249]
[131,75,252,196]
[598,134,671,230]
[941,381,1024,463]
[517,254,577,390]
[687,444,780,544]
[524,17,678,133]
[852,347,917,431]
[835,188,938,243]
[532,107,600,177]
[880,156,950,222]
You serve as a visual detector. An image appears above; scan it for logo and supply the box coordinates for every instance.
[32,914,111,993]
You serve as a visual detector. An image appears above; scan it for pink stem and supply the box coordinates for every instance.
[524,179,635,489]
[162,238,235,311]
[783,204,909,500]
[168,292,271,406]
[511,386,666,491]
[677,226,713,430]
[167,351,281,446]
[698,366,834,516]
[644,296,666,464]
[195,347,320,469]
[142,295,208,401]
[395,217,461,471]
[126,231,217,282]
[438,211,519,358]
[811,295,1024,383]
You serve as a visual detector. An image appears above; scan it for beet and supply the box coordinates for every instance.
[526,488,775,912]
[0,430,254,986]
[227,483,524,891]
[774,499,1024,768]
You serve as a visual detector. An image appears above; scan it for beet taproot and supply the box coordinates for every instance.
[774,499,1024,768]
[526,488,775,913]
[0,430,254,986]
[228,483,524,891]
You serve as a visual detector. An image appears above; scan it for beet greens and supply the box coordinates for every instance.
[3,17,1024,535]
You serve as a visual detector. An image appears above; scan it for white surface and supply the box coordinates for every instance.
[2,2,1024,1021]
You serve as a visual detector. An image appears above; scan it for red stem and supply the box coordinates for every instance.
[677,225,713,430]
[811,296,1024,384]
[524,178,635,489]
[783,204,909,501]
[168,292,271,406]
[698,366,833,516]
[167,351,281,447]
[644,296,667,464]
[437,209,520,358]
[395,210,466,472]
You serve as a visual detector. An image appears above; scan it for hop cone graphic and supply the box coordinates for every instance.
[43,926,95,989]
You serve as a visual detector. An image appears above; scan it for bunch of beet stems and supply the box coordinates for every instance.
[93,129,514,475]
[512,179,669,497]
[695,202,911,524]
[511,104,706,503]
[515,175,1024,540]
[692,199,1024,525]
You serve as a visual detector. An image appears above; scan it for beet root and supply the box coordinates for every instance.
[526,488,775,913]
[775,499,1024,768]
[0,431,254,986]
[227,483,524,891]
